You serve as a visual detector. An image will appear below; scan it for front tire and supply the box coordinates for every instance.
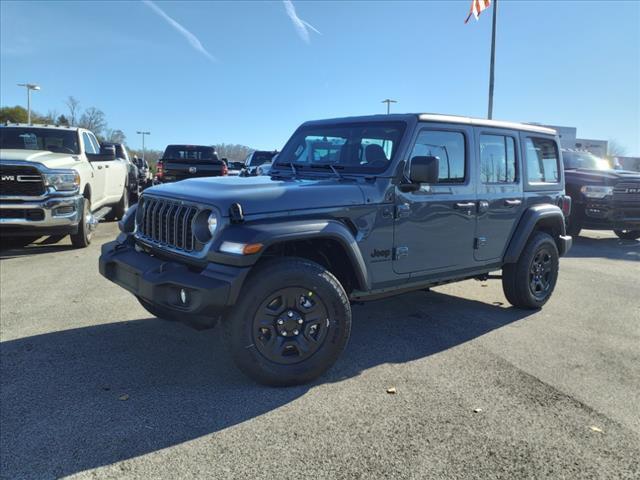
[109,186,130,221]
[224,257,351,386]
[502,231,559,309]
[69,197,93,248]
[613,229,640,240]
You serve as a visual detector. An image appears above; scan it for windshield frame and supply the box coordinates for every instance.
[0,127,81,155]
[273,121,408,175]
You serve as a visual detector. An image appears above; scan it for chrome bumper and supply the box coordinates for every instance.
[0,194,84,228]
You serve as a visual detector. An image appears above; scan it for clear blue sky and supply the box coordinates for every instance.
[1,0,638,155]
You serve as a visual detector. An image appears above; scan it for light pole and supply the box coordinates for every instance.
[381,99,397,115]
[17,83,41,124]
[136,131,150,162]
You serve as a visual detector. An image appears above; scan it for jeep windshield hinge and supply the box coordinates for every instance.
[394,246,409,260]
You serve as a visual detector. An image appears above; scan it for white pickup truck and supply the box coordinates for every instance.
[0,124,130,248]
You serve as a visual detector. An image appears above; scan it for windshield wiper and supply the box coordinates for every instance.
[310,163,345,180]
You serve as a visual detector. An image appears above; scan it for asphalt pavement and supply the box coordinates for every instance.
[1,223,638,479]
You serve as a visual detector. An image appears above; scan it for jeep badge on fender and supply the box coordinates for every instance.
[100,113,572,386]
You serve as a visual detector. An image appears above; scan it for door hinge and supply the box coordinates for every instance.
[475,237,487,249]
[395,203,411,219]
[394,246,409,260]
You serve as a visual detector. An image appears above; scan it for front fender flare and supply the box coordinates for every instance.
[210,219,370,291]
[503,204,569,263]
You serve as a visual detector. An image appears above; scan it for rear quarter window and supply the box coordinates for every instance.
[524,137,560,185]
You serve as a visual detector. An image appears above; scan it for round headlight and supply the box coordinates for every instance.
[207,211,218,236]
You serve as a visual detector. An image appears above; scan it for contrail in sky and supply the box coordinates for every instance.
[142,0,216,62]
[282,0,321,44]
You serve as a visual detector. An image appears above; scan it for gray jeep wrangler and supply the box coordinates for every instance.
[99,114,572,386]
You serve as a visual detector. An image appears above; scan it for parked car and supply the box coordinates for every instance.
[224,158,244,176]
[242,150,277,176]
[132,156,153,189]
[562,149,640,239]
[1,123,129,248]
[100,113,572,386]
[156,145,227,183]
[256,155,276,176]
[104,142,140,202]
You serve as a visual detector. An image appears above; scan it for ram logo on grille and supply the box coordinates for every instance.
[137,197,199,252]
[1,175,16,182]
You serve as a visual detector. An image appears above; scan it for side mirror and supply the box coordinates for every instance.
[87,145,116,162]
[409,155,439,184]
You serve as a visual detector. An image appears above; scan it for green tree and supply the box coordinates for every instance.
[0,105,28,123]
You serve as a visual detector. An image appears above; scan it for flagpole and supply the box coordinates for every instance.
[487,0,498,119]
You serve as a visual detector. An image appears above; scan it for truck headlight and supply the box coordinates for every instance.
[44,171,80,192]
[580,185,613,199]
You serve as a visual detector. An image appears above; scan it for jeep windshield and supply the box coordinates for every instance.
[162,145,221,164]
[274,122,406,174]
[563,150,610,170]
[248,151,276,167]
[0,127,80,154]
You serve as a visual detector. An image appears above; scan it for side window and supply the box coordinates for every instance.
[410,130,466,183]
[525,137,559,183]
[479,134,517,183]
[88,133,101,154]
[82,132,98,154]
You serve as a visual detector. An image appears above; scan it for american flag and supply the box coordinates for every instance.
[465,0,492,23]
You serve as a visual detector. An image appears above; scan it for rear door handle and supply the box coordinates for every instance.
[455,202,476,209]
[504,199,522,207]
[105,164,109,168]
[97,165,103,170]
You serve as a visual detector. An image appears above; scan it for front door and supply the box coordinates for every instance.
[82,132,106,208]
[474,130,524,262]
[393,125,478,275]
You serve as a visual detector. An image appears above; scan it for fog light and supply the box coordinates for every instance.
[180,289,188,305]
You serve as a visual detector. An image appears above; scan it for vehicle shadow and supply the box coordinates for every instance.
[0,239,75,260]
[0,291,533,479]
[566,235,639,262]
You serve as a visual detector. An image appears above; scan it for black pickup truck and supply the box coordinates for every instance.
[562,149,640,239]
[156,145,227,183]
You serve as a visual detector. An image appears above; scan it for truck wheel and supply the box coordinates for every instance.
[109,187,130,221]
[224,257,351,386]
[502,231,559,309]
[70,198,93,248]
[613,229,640,240]
[565,211,582,237]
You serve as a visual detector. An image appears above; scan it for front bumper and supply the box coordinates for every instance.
[580,200,640,230]
[99,239,250,329]
[0,194,84,236]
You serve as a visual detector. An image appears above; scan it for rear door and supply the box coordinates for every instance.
[163,146,224,181]
[393,123,478,275]
[474,129,524,262]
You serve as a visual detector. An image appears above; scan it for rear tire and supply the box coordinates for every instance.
[70,198,93,248]
[224,257,351,386]
[502,231,559,309]
[566,210,582,237]
[613,229,640,240]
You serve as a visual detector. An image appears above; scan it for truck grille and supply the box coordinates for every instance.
[0,165,45,196]
[137,197,199,252]
[0,208,45,220]
[613,182,640,203]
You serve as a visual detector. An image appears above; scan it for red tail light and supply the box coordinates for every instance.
[221,163,228,176]
[560,195,572,217]
[156,160,164,178]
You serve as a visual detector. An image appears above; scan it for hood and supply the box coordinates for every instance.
[564,168,640,186]
[0,149,78,169]
[144,175,366,216]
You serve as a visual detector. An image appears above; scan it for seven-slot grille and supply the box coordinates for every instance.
[137,197,199,252]
[613,182,640,203]
[0,165,45,196]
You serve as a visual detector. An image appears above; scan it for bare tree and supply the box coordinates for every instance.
[607,139,627,157]
[78,107,107,137]
[106,129,126,144]
[65,96,81,126]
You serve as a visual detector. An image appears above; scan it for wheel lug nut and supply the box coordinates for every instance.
[298,319,303,324]
[282,331,287,336]
[277,319,284,325]
[293,329,299,335]
[287,311,293,318]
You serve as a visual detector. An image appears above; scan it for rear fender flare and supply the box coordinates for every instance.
[503,205,567,263]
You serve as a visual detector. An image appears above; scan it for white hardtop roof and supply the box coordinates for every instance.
[418,114,557,135]
[2,122,81,131]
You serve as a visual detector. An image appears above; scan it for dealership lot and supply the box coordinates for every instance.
[1,223,638,479]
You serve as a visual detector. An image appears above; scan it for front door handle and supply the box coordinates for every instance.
[105,164,109,169]
[504,199,522,207]
[455,202,476,209]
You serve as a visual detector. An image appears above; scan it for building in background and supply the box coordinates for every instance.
[539,124,608,157]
